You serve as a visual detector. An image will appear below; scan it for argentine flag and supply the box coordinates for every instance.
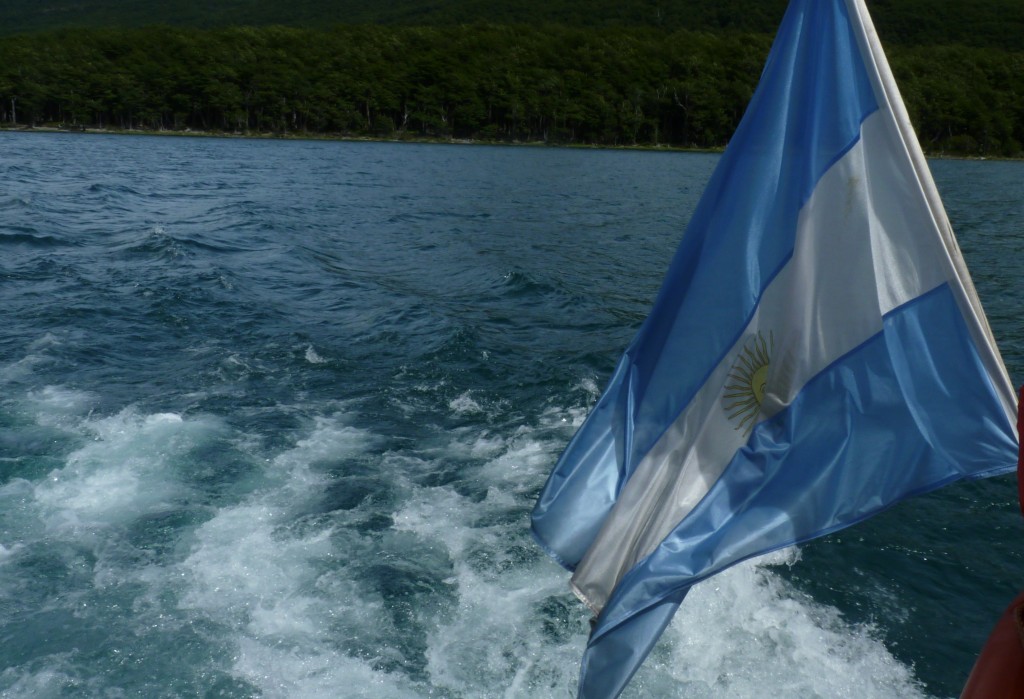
[531,0,1020,696]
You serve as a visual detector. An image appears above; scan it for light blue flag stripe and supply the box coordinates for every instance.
[533,0,878,571]
[577,588,689,699]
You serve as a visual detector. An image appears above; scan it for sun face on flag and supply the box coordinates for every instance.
[723,331,774,433]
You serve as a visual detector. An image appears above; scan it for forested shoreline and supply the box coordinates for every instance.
[1,24,1021,156]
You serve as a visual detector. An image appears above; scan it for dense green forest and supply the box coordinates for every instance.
[1,0,1022,52]
[1,24,1021,155]
[0,0,1021,155]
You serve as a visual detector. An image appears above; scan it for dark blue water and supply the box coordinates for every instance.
[1,132,1021,698]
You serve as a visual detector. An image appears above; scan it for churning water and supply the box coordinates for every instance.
[1,132,1022,698]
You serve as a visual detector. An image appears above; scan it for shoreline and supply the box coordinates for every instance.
[0,124,1016,161]
[0,124,721,154]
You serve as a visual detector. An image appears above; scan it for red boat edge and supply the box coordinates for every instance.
[959,386,1024,698]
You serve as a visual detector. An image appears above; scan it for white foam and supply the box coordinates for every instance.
[394,483,588,697]
[468,433,507,458]
[0,382,931,698]
[0,335,65,384]
[449,391,483,415]
[0,355,45,384]
[432,428,507,462]
[180,417,371,613]
[32,409,219,533]
[27,333,63,352]
[539,404,590,431]
[19,387,97,432]
[271,415,373,476]
[476,429,564,495]
[579,376,600,400]
[175,413,592,697]
[619,550,928,698]
[0,543,20,565]
[0,664,76,699]
[304,345,327,364]
[231,637,421,699]
[390,419,600,697]
[177,416,391,695]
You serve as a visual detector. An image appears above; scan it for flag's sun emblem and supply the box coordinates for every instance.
[723,331,774,433]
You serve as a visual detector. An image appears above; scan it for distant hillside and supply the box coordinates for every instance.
[1,0,1021,51]
[1,24,1020,157]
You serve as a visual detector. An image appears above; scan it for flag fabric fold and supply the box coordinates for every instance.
[531,0,1020,695]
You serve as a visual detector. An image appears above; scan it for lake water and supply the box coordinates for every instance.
[1,131,1022,698]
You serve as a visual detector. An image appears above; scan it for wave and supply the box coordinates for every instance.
[0,230,73,248]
